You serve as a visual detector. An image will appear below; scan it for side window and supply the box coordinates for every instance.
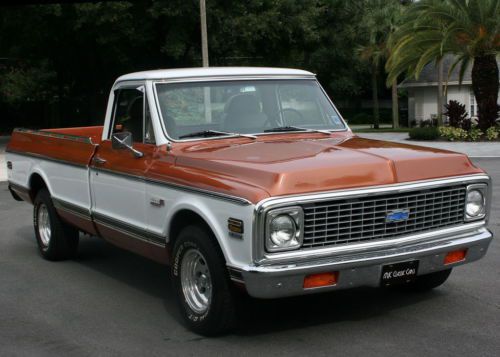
[112,88,144,143]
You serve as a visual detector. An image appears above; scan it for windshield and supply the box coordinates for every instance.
[155,79,346,140]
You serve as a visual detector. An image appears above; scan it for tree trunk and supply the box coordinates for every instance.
[372,64,380,129]
[392,80,399,128]
[472,55,499,132]
[437,58,444,126]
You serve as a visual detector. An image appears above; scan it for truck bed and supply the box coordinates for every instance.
[7,126,103,167]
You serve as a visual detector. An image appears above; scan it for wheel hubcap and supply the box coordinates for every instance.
[180,248,212,314]
[38,204,51,247]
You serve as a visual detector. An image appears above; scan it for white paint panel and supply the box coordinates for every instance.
[6,153,91,210]
[146,182,255,267]
[5,153,32,187]
[90,170,146,229]
[117,67,314,82]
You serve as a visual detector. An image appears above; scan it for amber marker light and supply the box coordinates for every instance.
[444,249,468,265]
[303,272,339,289]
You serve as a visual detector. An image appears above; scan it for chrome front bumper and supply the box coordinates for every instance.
[233,225,493,299]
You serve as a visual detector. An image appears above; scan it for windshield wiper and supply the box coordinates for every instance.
[264,126,331,135]
[179,130,256,140]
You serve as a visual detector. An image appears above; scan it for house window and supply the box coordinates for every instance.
[469,89,477,117]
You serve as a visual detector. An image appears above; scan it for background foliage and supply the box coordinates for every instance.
[0,0,399,132]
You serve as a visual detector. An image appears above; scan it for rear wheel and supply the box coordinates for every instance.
[33,189,79,260]
[400,269,452,291]
[171,225,236,336]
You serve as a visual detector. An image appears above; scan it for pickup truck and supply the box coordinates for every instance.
[5,67,493,335]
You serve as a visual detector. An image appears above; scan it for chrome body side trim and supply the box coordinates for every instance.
[5,149,89,169]
[92,212,166,247]
[8,182,29,202]
[91,167,252,206]
[252,174,491,264]
[53,198,91,220]
[11,127,94,144]
[52,197,166,247]
[7,150,251,206]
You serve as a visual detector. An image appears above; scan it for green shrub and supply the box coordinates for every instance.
[467,127,483,141]
[439,126,468,141]
[444,100,468,128]
[409,127,440,140]
[419,118,438,128]
[486,127,499,140]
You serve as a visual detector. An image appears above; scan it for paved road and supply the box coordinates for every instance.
[0,137,8,182]
[0,159,499,356]
[357,132,500,158]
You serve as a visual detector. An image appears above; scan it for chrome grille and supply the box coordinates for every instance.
[302,185,466,249]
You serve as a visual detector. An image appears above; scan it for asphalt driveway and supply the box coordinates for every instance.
[357,132,500,158]
[0,159,499,356]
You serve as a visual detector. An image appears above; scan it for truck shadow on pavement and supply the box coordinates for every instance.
[232,287,439,336]
[76,236,185,325]
[75,235,443,337]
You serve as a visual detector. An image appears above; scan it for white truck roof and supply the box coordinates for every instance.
[116,67,315,82]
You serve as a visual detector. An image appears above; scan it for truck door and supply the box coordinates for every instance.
[90,84,162,248]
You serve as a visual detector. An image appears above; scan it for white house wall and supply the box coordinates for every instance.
[409,87,438,122]
[408,85,485,123]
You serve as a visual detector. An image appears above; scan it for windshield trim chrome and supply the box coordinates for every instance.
[152,77,349,143]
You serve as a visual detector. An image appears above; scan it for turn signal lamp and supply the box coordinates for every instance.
[303,272,338,289]
[444,249,467,265]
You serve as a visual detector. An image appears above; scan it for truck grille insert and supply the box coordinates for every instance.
[302,185,466,249]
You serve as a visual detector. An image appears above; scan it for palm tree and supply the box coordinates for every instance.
[358,44,384,129]
[386,0,500,131]
[358,0,403,129]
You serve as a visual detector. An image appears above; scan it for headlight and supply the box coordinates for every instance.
[465,184,487,221]
[266,207,304,252]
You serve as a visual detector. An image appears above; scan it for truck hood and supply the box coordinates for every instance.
[173,135,482,203]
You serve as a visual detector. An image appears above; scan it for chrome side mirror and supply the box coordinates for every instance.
[111,132,144,158]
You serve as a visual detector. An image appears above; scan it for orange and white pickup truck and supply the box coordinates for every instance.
[6,67,493,335]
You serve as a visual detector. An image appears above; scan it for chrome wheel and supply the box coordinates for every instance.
[180,248,212,314]
[37,204,51,247]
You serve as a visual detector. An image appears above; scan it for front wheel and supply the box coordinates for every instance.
[171,225,236,336]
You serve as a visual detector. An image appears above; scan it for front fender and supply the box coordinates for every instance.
[164,195,255,268]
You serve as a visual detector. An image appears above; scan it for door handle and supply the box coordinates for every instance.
[92,156,107,165]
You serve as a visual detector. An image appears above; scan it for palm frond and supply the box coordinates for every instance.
[386,0,500,86]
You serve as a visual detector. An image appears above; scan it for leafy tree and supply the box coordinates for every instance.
[358,0,403,129]
[386,0,500,131]
[0,0,374,131]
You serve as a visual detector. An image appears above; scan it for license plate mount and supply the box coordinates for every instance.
[381,260,419,286]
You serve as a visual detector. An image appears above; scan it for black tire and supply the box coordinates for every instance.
[33,189,79,261]
[400,269,452,292]
[171,225,236,336]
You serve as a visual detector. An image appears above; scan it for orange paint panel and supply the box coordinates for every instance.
[7,129,97,166]
[8,127,485,206]
[43,126,104,144]
[56,209,97,236]
[95,222,169,265]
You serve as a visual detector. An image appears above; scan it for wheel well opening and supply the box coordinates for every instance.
[169,210,213,247]
[29,174,48,201]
